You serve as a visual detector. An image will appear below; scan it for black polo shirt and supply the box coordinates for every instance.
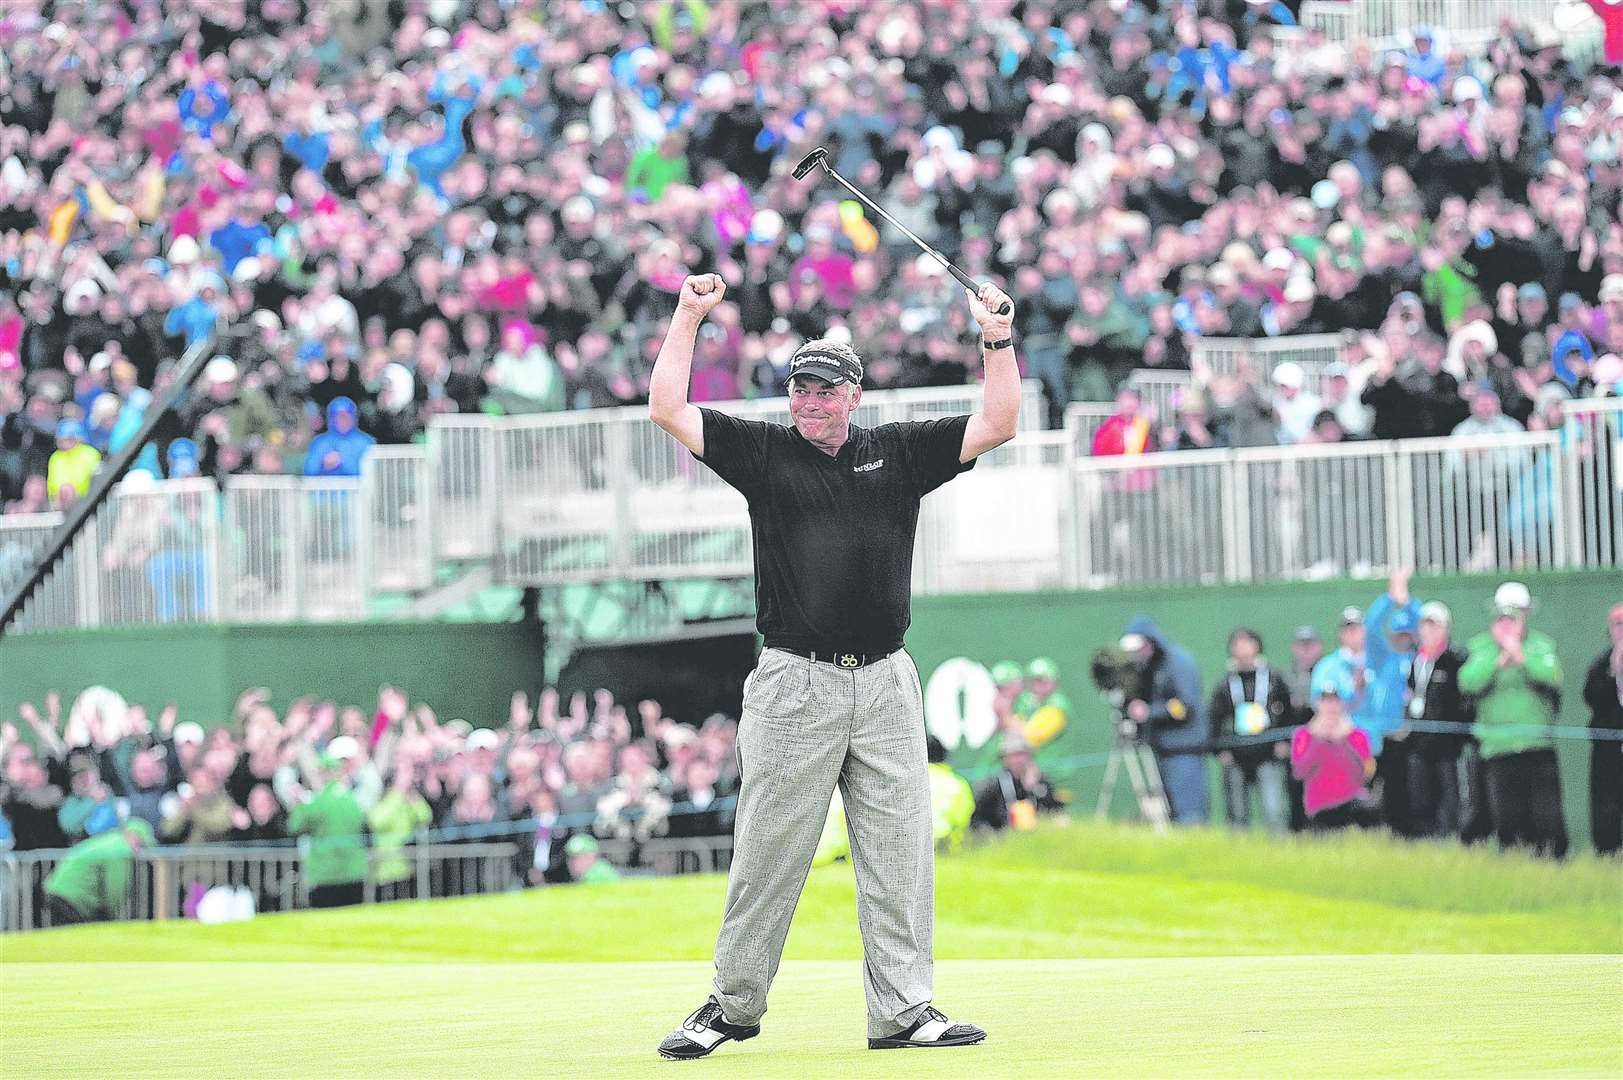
[695,409,976,655]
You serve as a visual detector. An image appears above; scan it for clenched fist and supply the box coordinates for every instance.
[677,273,727,318]
[966,282,1014,340]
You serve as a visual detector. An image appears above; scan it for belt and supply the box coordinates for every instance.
[772,646,896,669]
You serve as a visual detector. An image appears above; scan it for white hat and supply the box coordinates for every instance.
[1600,274,1623,303]
[1262,248,1295,272]
[173,721,206,745]
[468,728,500,751]
[1452,77,1484,104]
[89,351,113,373]
[231,256,262,282]
[204,356,238,383]
[1145,144,1176,170]
[326,735,361,760]
[1283,277,1316,303]
[1272,360,1307,388]
[1119,632,1148,652]
[1492,581,1532,612]
[168,236,200,264]
[1419,600,1452,625]
[65,280,102,309]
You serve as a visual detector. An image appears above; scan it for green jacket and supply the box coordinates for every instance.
[1458,630,1563,759]
[577,859,621,884]
[366,790,432,885]
[928,763,974,849]
[44,823,152,918]
[289,782,368,889]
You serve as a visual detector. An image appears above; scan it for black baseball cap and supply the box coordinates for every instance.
[785,345,863,386]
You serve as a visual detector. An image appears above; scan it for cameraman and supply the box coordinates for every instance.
[1121,617,1210,824]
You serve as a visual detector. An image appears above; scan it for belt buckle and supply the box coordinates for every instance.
[837,652,861,668]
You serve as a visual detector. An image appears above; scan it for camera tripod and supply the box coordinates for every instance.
[1094,714,1172,830]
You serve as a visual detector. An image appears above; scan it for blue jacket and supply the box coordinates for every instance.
[1312,591,1419,756]
[178,81,232,140]
[208,219,271,275]
[1126,616,1206,752]
[304,399,375,477]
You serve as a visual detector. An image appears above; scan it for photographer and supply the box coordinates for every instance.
[1121,617,1210,825]
[1208,629,1294,833]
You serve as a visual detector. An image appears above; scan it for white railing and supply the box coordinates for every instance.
[362,446,434,593]
[1125,369,1194,427]
[1298,0,1599,51]
[910,426,1607,593]
[1191,335,1348,384]
[1565,399,1623,570]
[4,392,1617,630]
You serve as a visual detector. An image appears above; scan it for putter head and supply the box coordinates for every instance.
[791,146,830,181]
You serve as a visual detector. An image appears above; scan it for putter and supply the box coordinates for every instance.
[793,146,1012,316]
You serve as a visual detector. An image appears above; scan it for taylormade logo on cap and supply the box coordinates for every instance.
[786,342,863,385]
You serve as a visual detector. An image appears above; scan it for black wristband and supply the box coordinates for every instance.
[983,336,1013,351]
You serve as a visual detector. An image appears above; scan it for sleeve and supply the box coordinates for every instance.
[1585,654,1614,717]
[1365,592,1395,668]
[1523,639,1562,689]
[894,415,977,497]
[693,408,774,497]
[1456,638,1499,696]
[1290,727,1312,777]
[1208,682,1232,745]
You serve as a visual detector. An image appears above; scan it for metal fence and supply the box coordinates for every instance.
[1296,0,1595,50]
[1,834,737,932]
[1565,399,1623,571]
[363,447,434,593]
[910,425,1606,593]
[1190,335,1348,384]
[458,381,1045,586]
[224,475,366,622]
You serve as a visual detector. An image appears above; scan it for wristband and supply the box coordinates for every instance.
[983,336,1013,351]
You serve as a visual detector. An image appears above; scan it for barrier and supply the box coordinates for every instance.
[362,447,434,592]
[1191,334,1347,384]
[1564,400,1622,570]
[225,476,365,622]
[1297,0,1596,51]
[0,829,738,933]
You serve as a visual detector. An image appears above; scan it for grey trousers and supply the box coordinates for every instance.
[711,647,933,1038]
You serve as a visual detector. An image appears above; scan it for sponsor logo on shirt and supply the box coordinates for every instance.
[852,459,885,473]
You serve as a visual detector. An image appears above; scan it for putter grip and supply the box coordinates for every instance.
[944,264,1013,315]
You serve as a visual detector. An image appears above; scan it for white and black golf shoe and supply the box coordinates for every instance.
[658,1001,761,1060]
[868,1005,987,1050]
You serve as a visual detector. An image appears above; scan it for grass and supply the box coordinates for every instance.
[3,821,1620,1078]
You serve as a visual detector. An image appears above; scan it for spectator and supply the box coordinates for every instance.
[45,420,99,505]
[1402,601,1476,839]
[1293,670,1377,830]
[43,820,155,925]
[160,765,242,846]
[1581,602,1623,857]
[564,833,621,885]
[1364,572,1424,833]
[287,745,369,907]
[1013,656,1073,752]
[1457,581,1569,858]
[368,761,432,902]
[971,732,1065,833]
[303,397,375,477]
[1208,628,1294,833]
[1312,602,1406,762]
[1090,387,1151,457]
[1283,625,1326,831]
[1121,617,1210,825]
[1270,362,1323,445]
[0,738,69,851]
[56,755,121,841]
[926,737,974,850]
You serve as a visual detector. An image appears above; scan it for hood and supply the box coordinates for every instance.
[1124,615,1168,650]
[327,396,357,427]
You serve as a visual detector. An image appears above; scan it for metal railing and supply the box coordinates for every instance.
[912,426,1603,592]
[1297,0,1599,51]
[1565,399,1623,570]
[1,833,737,932]
[1191,335,1347,384]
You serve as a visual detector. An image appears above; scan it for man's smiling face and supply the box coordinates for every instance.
[788,374,859,442]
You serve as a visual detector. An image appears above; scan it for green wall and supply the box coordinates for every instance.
[0,622,545,730]
[904,570,1621,850]
[2,570,1615,847]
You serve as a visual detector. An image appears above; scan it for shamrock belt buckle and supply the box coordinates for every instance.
[838,653,860,668]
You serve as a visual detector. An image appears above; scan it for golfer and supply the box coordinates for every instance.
[649,272,1017,1058]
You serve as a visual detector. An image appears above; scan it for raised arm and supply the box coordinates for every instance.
[960,282,1020,463]
[648,273,727,457]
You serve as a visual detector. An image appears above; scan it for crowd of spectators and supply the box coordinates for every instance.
[0,681,741,908]
[974,577,1622,859]
[3,1,1622,517]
